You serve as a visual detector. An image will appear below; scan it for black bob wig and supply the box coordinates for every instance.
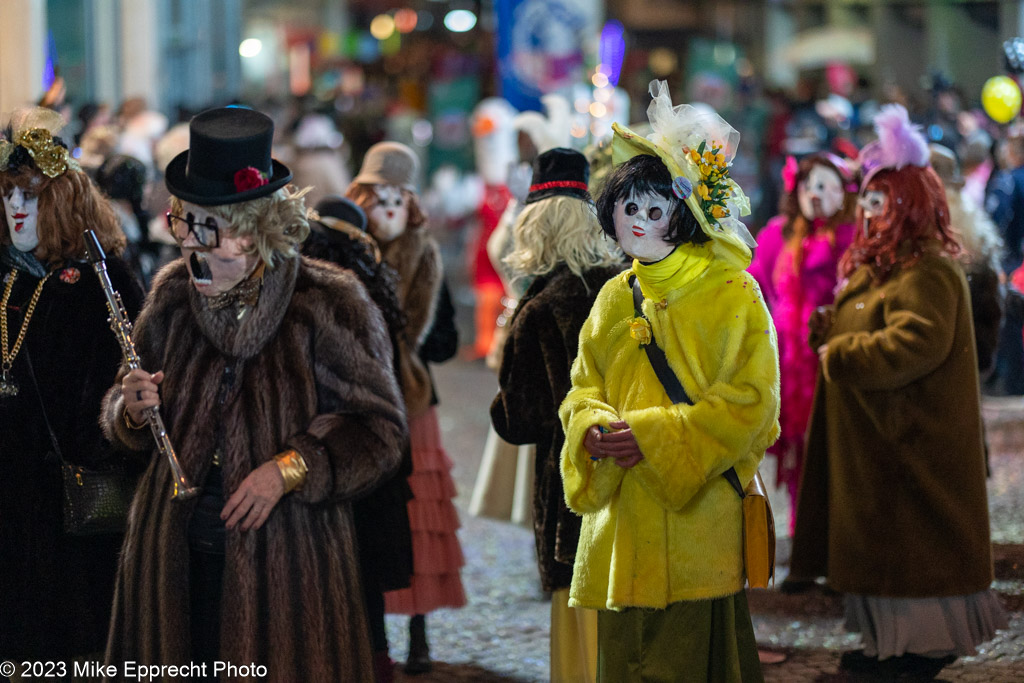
[595,154,708,247]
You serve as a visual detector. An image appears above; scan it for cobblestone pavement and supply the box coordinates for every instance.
[384,356,1024,682]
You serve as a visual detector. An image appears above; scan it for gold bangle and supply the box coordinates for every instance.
[274,449,308,493]
[124,406,146,430]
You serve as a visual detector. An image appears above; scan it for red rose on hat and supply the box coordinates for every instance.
[233,166,269,193]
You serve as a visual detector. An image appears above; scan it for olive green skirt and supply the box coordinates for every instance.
[597,591,763,683]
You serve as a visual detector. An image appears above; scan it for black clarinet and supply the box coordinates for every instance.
[84,230,198,500]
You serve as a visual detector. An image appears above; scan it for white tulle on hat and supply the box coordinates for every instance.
[612,80,755,268]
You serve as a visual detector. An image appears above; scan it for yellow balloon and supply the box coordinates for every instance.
[982,76,1022,124]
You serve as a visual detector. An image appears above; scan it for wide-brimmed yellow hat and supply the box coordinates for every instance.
[611,81,754,268]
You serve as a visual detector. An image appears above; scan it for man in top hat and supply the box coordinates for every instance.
[101,107,406,681]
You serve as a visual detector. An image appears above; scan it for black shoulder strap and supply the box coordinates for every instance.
[24,350,64,462]
[629,275,744,499]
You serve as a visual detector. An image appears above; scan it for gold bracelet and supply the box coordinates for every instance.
[124,405,147,430]
[274,449,308,493]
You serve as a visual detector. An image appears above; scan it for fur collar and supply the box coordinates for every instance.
[185,255,300,359]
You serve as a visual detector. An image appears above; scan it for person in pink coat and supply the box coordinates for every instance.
[748,152,857,537]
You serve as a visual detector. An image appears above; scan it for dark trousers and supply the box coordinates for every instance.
[188,466,226,680]
[189,549,224,678]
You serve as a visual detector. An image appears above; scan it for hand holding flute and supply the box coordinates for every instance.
[122,369,165,425]
[84,229,199,500]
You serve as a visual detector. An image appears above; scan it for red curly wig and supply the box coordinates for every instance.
[0,163,124,264]
[839,165,959,283]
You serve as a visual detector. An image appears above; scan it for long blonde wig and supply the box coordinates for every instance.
[170,185,311,268]
[504,195,619,282]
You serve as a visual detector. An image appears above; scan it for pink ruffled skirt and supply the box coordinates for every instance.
[384,406,467,615]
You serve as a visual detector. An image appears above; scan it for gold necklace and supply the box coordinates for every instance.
[0,269,54,397]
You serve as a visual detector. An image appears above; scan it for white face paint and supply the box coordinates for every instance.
[4,186,40,252]
[798,164,845,220]
[368,185,408,243]
[613,191,675,262]
[857,190,887,238]
[173,202,258,296]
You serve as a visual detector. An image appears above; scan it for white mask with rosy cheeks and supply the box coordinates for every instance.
[613,191,675,262]
[174,203,259,296]
[798,165,846,221]
[368,186,408,243]
[4,186,40,253]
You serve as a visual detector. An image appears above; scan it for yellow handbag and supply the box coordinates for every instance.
[631,276,776,589]
[724,468,776,589]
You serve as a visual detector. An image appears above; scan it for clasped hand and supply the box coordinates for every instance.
[583,420,644,468]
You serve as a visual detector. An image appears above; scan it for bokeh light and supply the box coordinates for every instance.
[370,14,396,41]
[239,38,263,58]
[444,10,477,33]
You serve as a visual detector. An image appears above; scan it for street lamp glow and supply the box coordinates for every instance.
[444,10,477,33]
[239,38,263,58]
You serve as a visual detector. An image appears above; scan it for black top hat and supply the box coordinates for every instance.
[164,107,292,206]
[524,147,590,205]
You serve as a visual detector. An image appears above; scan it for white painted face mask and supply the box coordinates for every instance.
[171,203,258,296]
[613,191,675,262]
[4,186,40,253]
[798,164,845,221]
[368,185,409,243]
[857,190,887,238]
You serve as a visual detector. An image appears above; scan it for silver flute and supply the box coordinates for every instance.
[84,230,199,500]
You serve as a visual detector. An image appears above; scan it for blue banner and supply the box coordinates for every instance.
[495,0,592,112]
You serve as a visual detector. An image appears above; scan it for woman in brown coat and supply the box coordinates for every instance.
[789,105,1006,681]
[102,108,405,682]
[490,148,623,682]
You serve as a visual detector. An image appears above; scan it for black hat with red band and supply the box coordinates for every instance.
[524,147,591,205]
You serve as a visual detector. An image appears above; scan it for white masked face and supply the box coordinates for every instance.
[613,191,675,262]
[857,189,887,238]
[368,185,408,243]
[4,186,40,253]
[172,202,258,296]
[798,164,845,220]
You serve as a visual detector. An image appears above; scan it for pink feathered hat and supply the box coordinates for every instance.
[857,104,930,190]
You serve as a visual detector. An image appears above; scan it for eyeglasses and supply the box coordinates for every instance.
[166,212,221,248]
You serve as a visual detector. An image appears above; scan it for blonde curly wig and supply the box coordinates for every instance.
[504,195,619,282]
[170,185,311,267]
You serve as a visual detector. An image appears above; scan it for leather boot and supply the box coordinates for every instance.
[404,614,432,675]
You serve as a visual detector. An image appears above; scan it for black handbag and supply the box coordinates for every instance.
[25,351,136,536]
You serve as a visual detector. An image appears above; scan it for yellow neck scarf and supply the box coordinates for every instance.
[632,242,714,300]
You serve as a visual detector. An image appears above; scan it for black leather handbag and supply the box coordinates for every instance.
[26,352,136,536]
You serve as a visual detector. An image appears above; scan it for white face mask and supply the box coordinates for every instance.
[4,186,40,253]
[798,164,845,221]
[368,185,409,243]
[857,190,887,238]
[613,191,675,262]
[172,202,258,296]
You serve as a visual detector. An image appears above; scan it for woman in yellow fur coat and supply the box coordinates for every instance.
[559,82,780,682]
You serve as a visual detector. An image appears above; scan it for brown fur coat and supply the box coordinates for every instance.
[100,256,406,682]
[379,225,441,418]
[490,264,624,591]
[790,250,993,597]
